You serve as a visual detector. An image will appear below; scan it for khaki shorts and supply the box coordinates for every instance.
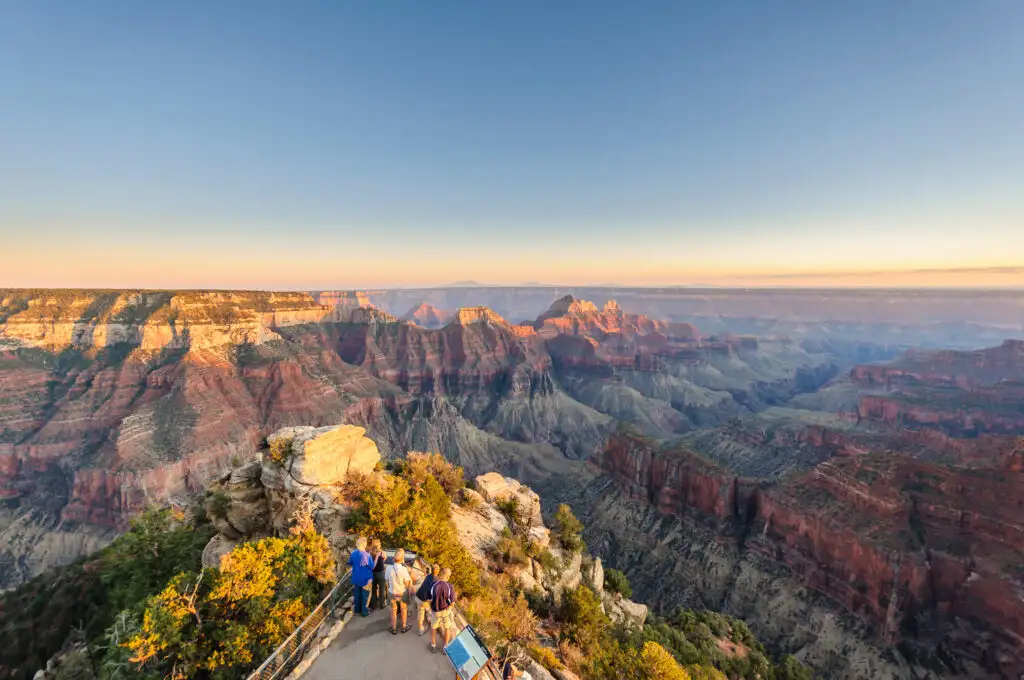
[430,607,456,632]
[390,591,409,611]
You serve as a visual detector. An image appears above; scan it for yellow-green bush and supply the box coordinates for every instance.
[120,512,334,679]
[348,469,480,596]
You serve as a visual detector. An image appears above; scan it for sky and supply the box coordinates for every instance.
[1,1,1022,289]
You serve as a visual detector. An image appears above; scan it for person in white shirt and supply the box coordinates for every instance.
[385,548,414,634]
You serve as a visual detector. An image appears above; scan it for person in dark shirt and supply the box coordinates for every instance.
[368,538,387,613]
[415,563,440,636]
[429,567,457,652]
[348,536,374,617]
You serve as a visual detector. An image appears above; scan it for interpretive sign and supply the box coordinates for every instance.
[444,624,492,680]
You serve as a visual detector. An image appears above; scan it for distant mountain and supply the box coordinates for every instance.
[444,280,488,287]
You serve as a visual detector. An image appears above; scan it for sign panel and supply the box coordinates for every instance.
[444,624,492,680]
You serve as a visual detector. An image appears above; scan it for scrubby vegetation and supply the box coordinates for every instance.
[267,436,292,464]
[114,508,334,679]
[514,579,810,680]
[604,568,632,598]
[0,508,214,680]
[551,503,585,554]
[347,456,481,596]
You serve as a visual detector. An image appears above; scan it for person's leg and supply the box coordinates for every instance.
[353,584,365,616]
[375,574,386,611]
[390,598,398,631]
[400,601,408,629]
[444,611,456,646]
[430,612,439,649]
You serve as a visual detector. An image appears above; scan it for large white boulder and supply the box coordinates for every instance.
[264,424,380,494]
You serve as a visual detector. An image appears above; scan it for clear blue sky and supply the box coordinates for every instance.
[1,1,1022,288]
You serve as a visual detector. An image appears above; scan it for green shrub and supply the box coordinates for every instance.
[349,473,481,596]
[121,514,335,679]
[496,496,529,536]
[0,508,213,678]
[528,644,564,672]
[777,655,814,680]
[558,586,607,649]
[456,487,483,512]
[552,504,584,554]
[267,437,292,464]
[207,490,231,519]
[490,533,530,568]
[52,648,95,680]
[403,452,465,499]
[604,568,632,599]
[535,548,562,576]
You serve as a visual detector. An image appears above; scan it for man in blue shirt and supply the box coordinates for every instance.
[348,536,375,617]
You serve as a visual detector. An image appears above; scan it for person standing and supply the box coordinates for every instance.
[348,537,374,617]
[415,563,440,636]
[368,538,387,613]
[429,567,457,653]
[385,548,414,634]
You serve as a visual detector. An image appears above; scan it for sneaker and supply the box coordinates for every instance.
[390,627,397,635]
[430,644,437,653]
[401,624,411,633]
[418,627,426,636]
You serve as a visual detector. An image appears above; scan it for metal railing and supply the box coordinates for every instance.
[245,568,353,680]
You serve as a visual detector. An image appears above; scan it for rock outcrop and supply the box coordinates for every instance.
[264,425,380,494]
[199,425,382,568]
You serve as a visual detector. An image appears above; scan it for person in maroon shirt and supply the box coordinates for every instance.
[428,567,457,652]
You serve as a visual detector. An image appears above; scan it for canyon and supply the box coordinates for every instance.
[2,287,1023,679]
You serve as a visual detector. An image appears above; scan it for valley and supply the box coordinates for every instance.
[1,287,1023,679]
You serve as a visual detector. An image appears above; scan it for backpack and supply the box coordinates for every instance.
[385,563,410,596]
[416,574,435,602]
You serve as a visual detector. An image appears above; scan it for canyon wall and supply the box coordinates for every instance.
[582,428,1024,679]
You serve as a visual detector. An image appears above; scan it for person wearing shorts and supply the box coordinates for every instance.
[429,567,457,652]
[385,548,413,634]
[415,563,440,636]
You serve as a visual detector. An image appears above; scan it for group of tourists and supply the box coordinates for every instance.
[349,537,460,653]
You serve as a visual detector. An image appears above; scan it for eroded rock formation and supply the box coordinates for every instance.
[582,426,1024,679]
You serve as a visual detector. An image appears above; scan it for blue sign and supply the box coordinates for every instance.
[444,624,492,680]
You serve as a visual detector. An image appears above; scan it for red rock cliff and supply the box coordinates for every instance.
[591,429,1024,677]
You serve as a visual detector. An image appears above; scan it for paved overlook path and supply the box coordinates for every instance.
[301,554,467,680]
[303,608,458,680]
